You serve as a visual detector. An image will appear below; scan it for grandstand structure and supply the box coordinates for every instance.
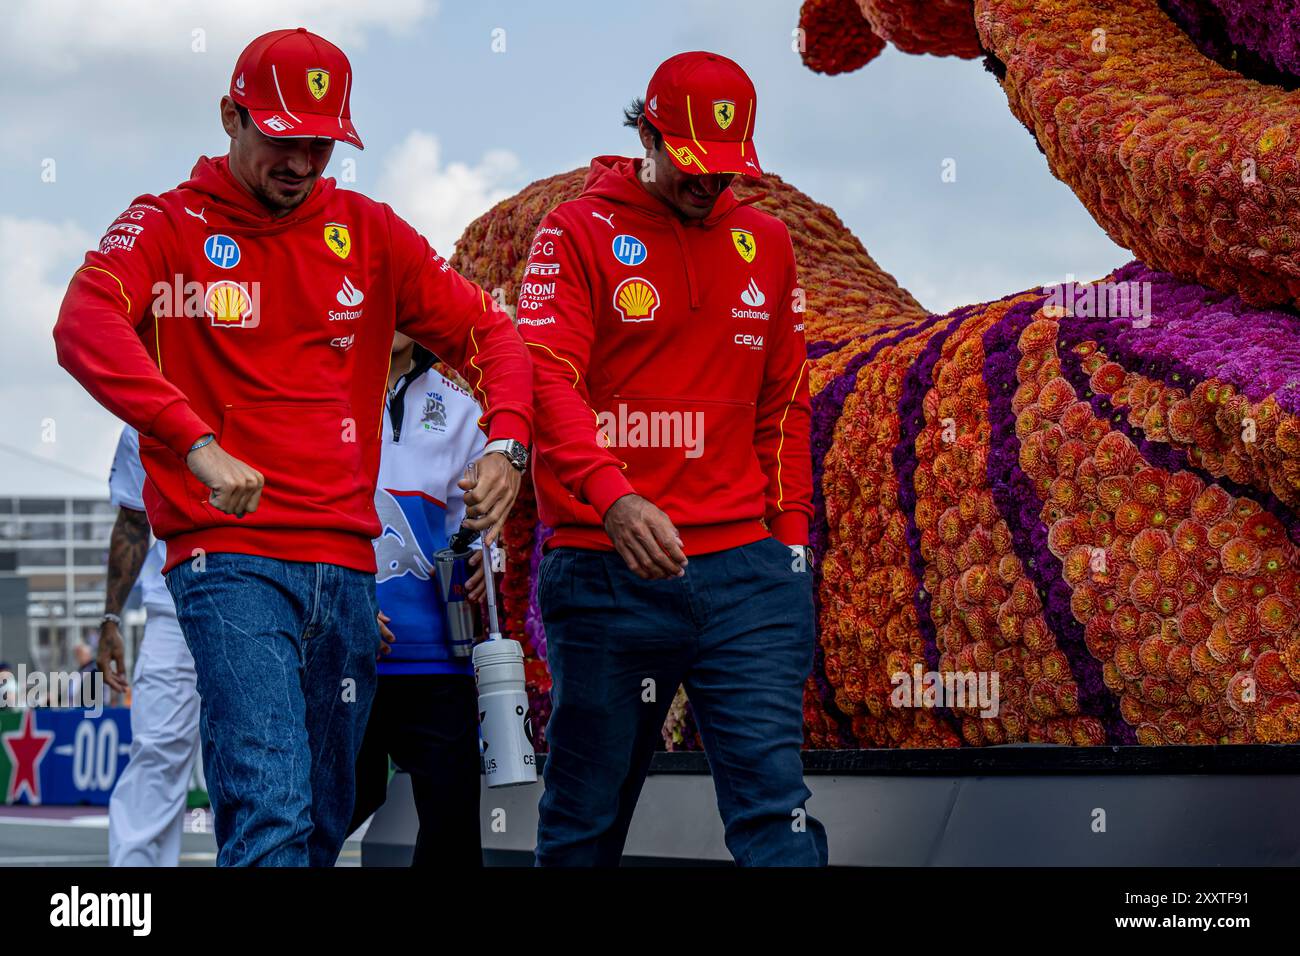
[0,495,143,679]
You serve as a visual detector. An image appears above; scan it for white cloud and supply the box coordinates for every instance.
[4,0,435,72]
[0,0,438,164]
[0,215,120,495]
[375,131,523,255]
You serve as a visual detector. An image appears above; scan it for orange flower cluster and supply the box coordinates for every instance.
[858,0,983,58]
[1086,359,1300,513]
[914,300,1104,746]
[797,0,981,75]
[976,0,1300,308]
[1019,312,1300,743]
[798,0,886,75]
[799,0,1300,308]
[819,329,961,747]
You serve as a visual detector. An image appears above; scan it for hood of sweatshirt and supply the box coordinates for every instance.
[178,155,336,236]
[579,155,762,309]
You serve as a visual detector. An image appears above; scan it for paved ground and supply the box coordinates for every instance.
[0,805,367,866]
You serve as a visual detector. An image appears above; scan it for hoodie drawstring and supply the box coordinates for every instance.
[669,217,700,310]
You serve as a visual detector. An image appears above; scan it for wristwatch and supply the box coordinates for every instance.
[483,438,529,472]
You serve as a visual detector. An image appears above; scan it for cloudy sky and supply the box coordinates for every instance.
[0,0,1129,497]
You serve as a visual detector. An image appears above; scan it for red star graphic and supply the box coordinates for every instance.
[3,709,54,804]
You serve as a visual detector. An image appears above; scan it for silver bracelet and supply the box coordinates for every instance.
[189,433,215,453]
[100,612,122,627]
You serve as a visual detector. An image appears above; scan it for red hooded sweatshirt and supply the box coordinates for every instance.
[54,156,532,573]
[519,156,811,554]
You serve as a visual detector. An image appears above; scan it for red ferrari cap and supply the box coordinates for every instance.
[644,51,761,177]
[229,28,363,149]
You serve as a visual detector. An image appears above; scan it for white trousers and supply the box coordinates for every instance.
[107,612,201,866]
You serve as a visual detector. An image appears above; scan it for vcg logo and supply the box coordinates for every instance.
[203,234,241,269]
[612,234,647,267]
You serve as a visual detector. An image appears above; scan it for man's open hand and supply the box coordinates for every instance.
[459,452,521,547]
[603,494,688,580]
[97,621,129,694]
[186,439,264,517]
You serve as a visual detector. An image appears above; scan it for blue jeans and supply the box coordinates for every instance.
[536,537,828,866]
[165,554,379,866]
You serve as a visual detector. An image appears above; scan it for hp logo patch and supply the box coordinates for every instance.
[611,234,647,267]
[203,234,241,269]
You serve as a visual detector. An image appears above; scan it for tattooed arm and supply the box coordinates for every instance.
[98,506,151,693]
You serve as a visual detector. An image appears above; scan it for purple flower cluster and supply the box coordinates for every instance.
[1109,260,1300,414]
[1160,0,1300,84]
[524,522,553,662]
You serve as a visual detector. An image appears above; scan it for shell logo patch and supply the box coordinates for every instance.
[613,277,660,323]
[206,281,256,328]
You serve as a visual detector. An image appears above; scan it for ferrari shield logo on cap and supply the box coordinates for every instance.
[731,229,756,263]
[307,68,330,101]
[324,222,351,259]
[712,99,736,130]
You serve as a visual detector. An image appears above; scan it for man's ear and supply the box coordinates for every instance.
[219,97,237,140]
[219,96,241,140]
[637,116,656,153]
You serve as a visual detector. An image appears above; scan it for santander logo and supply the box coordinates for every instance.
[740,278,765,307]
[336,276,364,307]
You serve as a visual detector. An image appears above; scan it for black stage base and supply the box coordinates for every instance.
[361,746,1300,866]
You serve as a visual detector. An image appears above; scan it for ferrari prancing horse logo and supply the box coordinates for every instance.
[307,69,330,101]
[731,229,756,263]
[325,223,351,260]
[712,99,735,130]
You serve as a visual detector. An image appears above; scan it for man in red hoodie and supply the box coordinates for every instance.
[521,52,827,866]
[53,29,533,866]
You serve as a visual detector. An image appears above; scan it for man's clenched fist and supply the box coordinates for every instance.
[603,493,688,580]
[186,439,264,517]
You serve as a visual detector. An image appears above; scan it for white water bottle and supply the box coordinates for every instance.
[473,529,537,788]
[474,638,537,787]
